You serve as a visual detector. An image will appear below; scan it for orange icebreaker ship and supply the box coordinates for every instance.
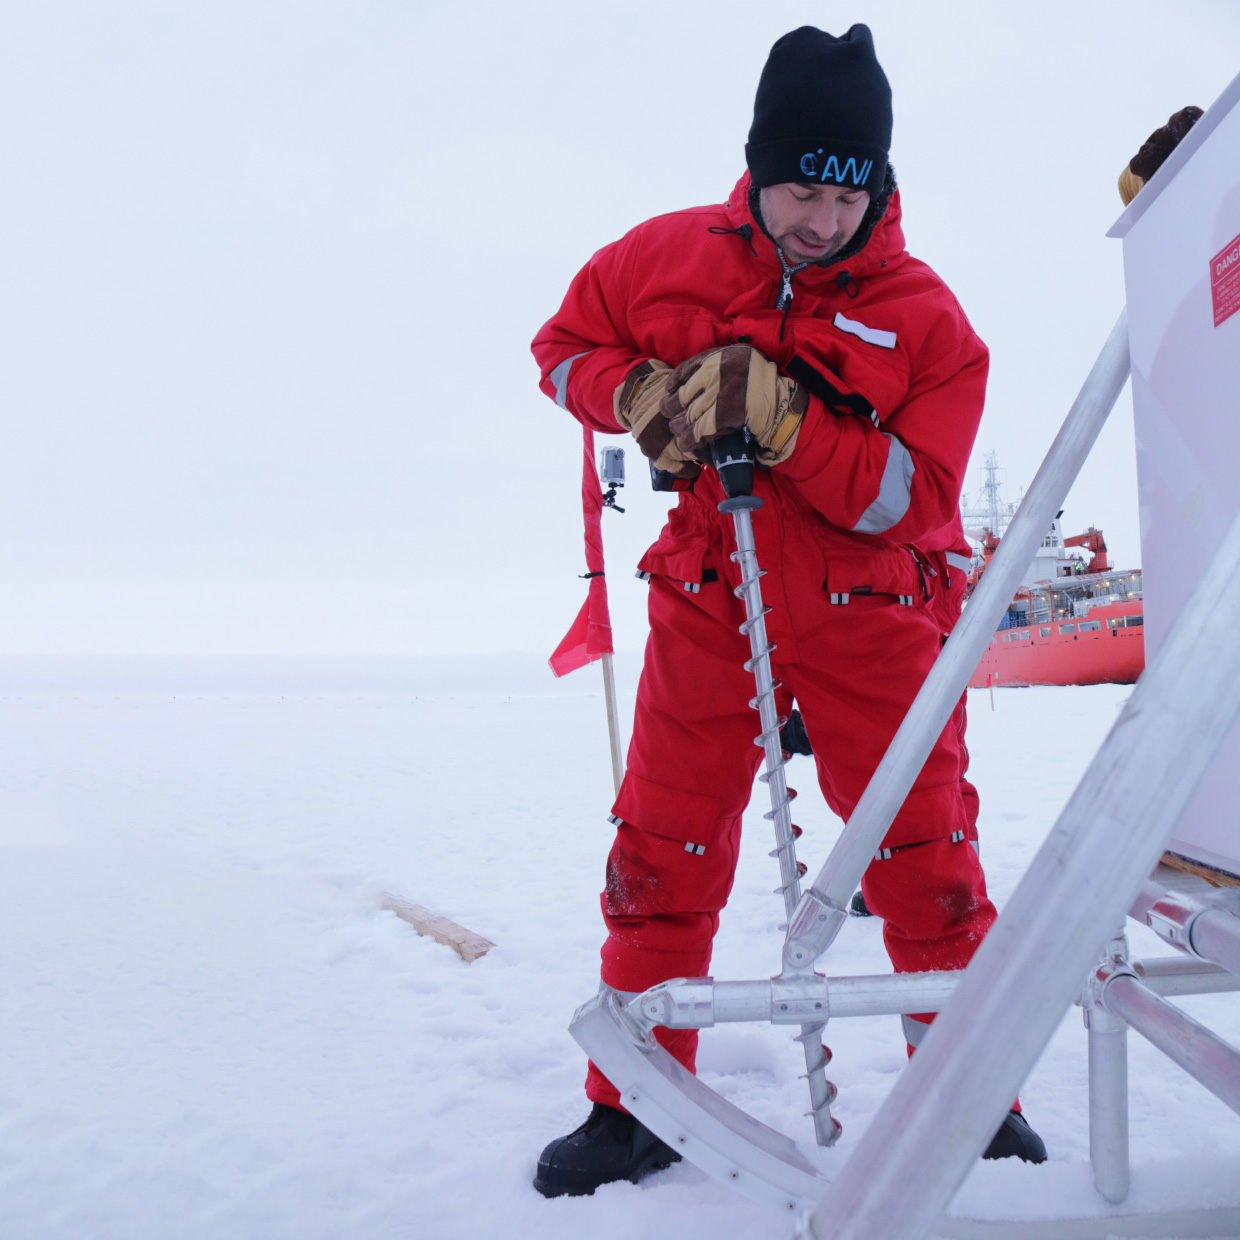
[959,459,1144,688]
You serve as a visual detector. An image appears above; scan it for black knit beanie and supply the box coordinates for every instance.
[745,24,892,195]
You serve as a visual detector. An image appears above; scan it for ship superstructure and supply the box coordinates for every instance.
[959,456,1144,687]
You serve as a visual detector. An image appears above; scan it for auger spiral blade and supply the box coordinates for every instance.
[710,431,841,1149]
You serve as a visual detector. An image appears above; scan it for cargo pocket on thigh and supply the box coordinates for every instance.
[612,770,724,854]
[822,547,932,609]
[637,531,720,597]
[605,771,736,915]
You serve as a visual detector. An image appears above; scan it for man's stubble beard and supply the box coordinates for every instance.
[779,229,847,266]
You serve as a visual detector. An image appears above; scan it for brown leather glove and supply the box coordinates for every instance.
[1118,105,1202,205]
[659,345,808,466]
[613,359,702,481]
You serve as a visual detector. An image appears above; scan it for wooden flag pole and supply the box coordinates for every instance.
[601,652,624,796]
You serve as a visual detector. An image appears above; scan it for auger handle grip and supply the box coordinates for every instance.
[709,429,757,500]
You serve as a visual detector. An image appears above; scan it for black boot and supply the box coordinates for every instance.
[983,1110,1047,1163]
[779,708,813,757]
[848,889,872,917]
[533,1102,682,1198]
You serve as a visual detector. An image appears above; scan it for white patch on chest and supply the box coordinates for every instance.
[833,311,897,349]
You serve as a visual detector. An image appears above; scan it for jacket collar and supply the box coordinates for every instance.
[722,170,906,282]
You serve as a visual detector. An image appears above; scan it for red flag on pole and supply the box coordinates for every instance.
[549,427,614,677]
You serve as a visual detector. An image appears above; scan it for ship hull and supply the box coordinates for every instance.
[969,621,1144,688]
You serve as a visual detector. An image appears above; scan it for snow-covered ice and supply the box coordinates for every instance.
[1,657,1238,1239]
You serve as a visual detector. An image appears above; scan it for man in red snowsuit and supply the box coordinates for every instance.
[531,25,1045,1197]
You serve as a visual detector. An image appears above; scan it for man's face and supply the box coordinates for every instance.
[758,182,871,265]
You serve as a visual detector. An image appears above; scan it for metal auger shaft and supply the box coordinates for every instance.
[710,430,841,1148]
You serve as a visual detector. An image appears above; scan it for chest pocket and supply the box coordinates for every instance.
[823,547,932,608]
[790,317,910,425]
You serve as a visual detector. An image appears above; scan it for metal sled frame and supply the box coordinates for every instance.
[570,308,1240,1236]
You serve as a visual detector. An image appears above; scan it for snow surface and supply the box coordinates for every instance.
[1,658,1238,1239]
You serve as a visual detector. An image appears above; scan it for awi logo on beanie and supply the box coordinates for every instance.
[799,150,875,187]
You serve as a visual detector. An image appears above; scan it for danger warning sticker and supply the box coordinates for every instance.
[1211,231,1240,327]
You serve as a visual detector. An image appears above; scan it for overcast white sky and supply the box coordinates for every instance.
[1,0,1237,658]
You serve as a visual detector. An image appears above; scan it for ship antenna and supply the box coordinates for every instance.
[983,450,1003,537]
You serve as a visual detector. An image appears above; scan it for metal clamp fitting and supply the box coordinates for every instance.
[783,890,848,971]
[634,978,715,1033]
[1146,892,1206,955]
[770,976,831,1025]
[1146,887,1240,969]
[1089,956,1141,1015]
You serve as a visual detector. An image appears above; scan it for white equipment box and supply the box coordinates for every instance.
[1110,72,1240,880]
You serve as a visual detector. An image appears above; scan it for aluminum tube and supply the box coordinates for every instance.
[1102,974,1240,1116]
[785,310,1132,972]
[800,498,1240,1240]
[1192,908,1240,978]
[710,981,777,1023]
[1137,955,1229,980]
[825,971,960,1018]
[1142,971,1240,997]
[1087,1004,1129,1204]
[1142,885,1240,976]
[1138,956,1240,996]
[644,971,962,1027]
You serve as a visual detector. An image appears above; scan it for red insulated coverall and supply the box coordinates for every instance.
[533,172,997,1106]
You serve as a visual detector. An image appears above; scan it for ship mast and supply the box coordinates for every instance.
[961,450,1019,540]
[982,451,1003,537]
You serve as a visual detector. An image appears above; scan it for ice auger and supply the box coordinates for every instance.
[706,428,840,1149]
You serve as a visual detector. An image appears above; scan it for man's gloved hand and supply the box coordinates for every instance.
[1118,105,1202,205]
[658,344,808,466]
[613,360,702,482]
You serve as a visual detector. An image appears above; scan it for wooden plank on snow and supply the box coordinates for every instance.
[378,892,496,962]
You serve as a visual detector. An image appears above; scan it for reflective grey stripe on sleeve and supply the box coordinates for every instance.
[852,434,915,533]
[945,551,972,574]
[902,1014,933,1047]
[549,351,592,408]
